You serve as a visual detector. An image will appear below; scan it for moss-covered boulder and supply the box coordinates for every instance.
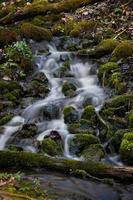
[111,40,133,61]
[111,129,131,152]
[0,28,17,47]
[41,137,63,156]
[21,23,52,41]
[62,81,76,97]
[104,93,133,110]
[70,134,100,154]
[63,106,79,124]
[80,144,105,161]
[93,39,119,58]
[120,132,133,164]
[81,105,96,121]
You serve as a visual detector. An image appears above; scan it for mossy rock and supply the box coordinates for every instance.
[70,134,100,154]
[63,106,79,124]
[21,23,52,41]
[0,113,13,126]
[98,62,119,81]
[120,132,133,164]
[68,120,95,134]
[104,93,133,109]
[111,129,131,152]
[0,28,17,47]
[62,81,76,97]
[41,138,63,156]
[94,39,119,58]
[28,80,50,97]
[109,72,126,94]
[80,144,105,161]
[70,19,97,37]
[81,105,96,121]
[111,40,133,61]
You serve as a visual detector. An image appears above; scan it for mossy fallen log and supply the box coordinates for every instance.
[0,151,133,181]
[0,0,100,25]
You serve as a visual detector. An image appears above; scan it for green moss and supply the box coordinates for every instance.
[81,105,96,120]
[63,106,79,124]
[70,19,97,37]
[111,40,133,61]
[21,23,52,41]
[94,39,119,57]
[71,134,100,151]
[120,132,133,164]
[41,138,63,156]
[62,81,76,97]
[98,62,119,80]
[0,150,109,179]
[0,28,17,47]
[105,93,133,108]
[80,144,105,161]
[0,113,13,126]
[0,80,20,94]
[109,72,126,94]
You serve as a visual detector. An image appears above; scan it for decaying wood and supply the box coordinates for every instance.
[0,0,100,25]
[0,151,133,182]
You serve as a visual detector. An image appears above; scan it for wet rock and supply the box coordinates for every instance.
[17,124,37,138]
[26,80,50,98]
[60,54,69,62]
[70,134,100,155]
[63,106,79,124]
[82,96,92,107]
[33,71,49,84]
[62,81,76,97]
[42,104,60,120]
[49,130,62,140]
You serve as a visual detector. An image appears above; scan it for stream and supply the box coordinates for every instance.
[0,39,106,158]
[0,38,130,199]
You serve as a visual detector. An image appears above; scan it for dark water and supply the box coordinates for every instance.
[25,172,133,200]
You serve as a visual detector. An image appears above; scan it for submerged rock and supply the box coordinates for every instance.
[42,104,60,120]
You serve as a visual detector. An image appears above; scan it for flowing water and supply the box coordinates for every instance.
[0,39,106,159]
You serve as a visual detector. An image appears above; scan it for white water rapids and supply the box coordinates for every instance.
[0,41,106,160]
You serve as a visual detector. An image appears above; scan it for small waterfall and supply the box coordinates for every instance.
[0,116,24,150]
[0,40,106,160]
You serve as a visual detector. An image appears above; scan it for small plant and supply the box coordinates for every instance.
[5,41,32,60]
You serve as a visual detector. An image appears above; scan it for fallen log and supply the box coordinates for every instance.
[0,151,133,182]
[0,0,100,25]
